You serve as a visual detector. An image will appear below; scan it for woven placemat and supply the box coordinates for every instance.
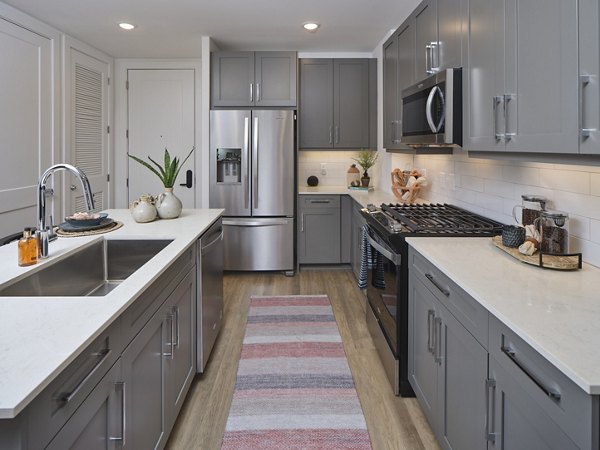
[56,221,123,237]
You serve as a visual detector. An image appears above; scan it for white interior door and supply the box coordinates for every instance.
[127,69,195,207]
[68,49,110,214]
[0,18,52,237]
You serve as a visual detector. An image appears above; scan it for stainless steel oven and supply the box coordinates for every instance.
[401,68,462,147]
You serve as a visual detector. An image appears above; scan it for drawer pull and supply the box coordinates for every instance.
[310,200,331,204]
[501,345,562,401]
[53,348,110,406]
[425,273,450,297]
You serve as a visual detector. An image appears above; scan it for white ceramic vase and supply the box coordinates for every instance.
[130,194,158,223]
[156,188,182,219]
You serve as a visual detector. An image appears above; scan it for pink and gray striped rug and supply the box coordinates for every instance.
[221,295,372,450]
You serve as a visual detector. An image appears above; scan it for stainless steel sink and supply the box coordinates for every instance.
[0,239,172,297]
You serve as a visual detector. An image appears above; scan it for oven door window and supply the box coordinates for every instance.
[402,82,446,137]
[366,247,399,356]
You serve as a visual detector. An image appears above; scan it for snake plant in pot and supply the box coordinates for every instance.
[128,147,194,219]
[352,150,378,187]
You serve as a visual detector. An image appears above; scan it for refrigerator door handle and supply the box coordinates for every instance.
[244,117,249,209]
[223,219,290,227]
[253,116,259,209]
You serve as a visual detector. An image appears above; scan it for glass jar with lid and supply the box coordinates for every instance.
[512,194,546,226]
[536,210,570,254]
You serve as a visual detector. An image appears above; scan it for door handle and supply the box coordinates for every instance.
[256,83,261,101]
[485,378,497,442]
[250,83,253,103]
[504,94,516,141]
[109,381,126,444]
[335,126,339,144]
[179,169,193,188]
[163,313,174,358]
[253,117,259,209]
[493,96,505,142]
[244,116,250,209]
[434,316,442,365]
[425,44,432,74]
[425,273,450,297]
[427,309,435,354]
[329,126,333,145]
[580,75,595,139]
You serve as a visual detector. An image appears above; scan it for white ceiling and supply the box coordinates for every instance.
[3,0,420,58]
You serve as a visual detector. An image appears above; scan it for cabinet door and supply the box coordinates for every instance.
[299,59,334,148]
[437,306,487,450]
[437,0,463,70]
[298,198,341,264]
[255,52,297,107]
[408,276,439,429]
[211,52,254,107]
[504,0,579,153]
[488,357,579,450]
[334,59,370,148]
[46,361,122,450]
[464,0,506,151]
[164,269,196,430]
[383,34,400,149]
[579,0,600,154]
[414,0,438,80]
[122,309,169,450]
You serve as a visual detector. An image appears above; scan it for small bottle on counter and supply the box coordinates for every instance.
[18,227,38,267]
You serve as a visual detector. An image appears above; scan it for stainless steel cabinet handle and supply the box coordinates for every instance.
[390,121,396,144]
[425,44,432,74]
[425,273,450,297]
[493,96,505,142]
[427,309,435,354]
[581,75,595,139]
[430,41,439,73]
[163,314,173,358]
[53,348,110,406]
[335,126,339,144]
[253,117,259,209]
[329,126,333,144]
[504,94,516,141]
[310,199,330,204]
[172,306,179,349]
[244,117,249,209]
[257,83,261,101]
[485,378,497,442]
[109,382,126,443]
[501,345,562,401]
[434,316,442,364]
[301,213,305,232]
[250,83,253,102]
[223,219,290,226]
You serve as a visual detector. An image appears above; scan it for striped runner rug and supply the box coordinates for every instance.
[221,295,372,450]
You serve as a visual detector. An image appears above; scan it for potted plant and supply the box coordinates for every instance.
[128,147,194,219]
[352,150,378,187]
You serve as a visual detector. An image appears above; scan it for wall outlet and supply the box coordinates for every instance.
[321,163,327,175]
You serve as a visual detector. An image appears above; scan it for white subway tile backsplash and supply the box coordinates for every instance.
[570,237,600,268]
[591,220,600,244]
[539,169,590,195]
[484,179,515,199]
[501,165,541,186]
[460,175,485,192]
[569,214,590,240]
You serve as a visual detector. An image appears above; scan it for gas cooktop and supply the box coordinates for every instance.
[363,203,503,239]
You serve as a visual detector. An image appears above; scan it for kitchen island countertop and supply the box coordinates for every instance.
[0,209,223,419]
[407,236,600,395]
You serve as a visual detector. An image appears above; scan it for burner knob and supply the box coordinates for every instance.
[390,223,403,233]
[366,203,377,212]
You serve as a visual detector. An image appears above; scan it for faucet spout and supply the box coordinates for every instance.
[37,164,95,257]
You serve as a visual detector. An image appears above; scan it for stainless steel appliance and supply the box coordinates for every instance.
[362,203,502,396]
[210,110,295,274]
[401,68,462,147]
[197,218,223,373]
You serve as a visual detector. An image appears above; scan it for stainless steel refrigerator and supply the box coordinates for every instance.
[209,109,295,274]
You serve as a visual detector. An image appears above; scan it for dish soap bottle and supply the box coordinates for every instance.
[18,227,37,267]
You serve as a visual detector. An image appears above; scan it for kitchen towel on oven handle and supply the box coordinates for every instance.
[358,225,386,290]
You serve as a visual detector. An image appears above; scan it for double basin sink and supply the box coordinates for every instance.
[0,238,172,297]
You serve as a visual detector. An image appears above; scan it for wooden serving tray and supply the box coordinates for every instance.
[492,236,582,271]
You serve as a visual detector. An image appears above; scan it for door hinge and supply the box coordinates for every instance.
[107,125,110,134]
[107,174,110,182]
[126,129,129,139]
[126,80,129,90]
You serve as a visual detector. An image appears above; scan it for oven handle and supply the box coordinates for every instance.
[366,233,401,266]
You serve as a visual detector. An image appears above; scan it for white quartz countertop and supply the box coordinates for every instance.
[406,236,600,395]
[0,209,223,418]
[298,185,401,208]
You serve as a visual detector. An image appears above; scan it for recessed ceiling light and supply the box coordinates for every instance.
[119,23,135,30]
[303,22,320,32]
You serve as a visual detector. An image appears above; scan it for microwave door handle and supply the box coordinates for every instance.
[425,87,438,133]
[434,86,445,132]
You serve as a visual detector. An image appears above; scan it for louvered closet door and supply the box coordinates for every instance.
[69,49,109,214]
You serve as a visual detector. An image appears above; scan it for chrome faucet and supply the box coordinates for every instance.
[37,164,95,258]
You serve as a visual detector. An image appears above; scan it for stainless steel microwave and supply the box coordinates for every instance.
[401,68,462,147]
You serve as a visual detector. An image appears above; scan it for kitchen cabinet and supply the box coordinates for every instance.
[413,0,438,81]
[579,0,600,155]
[211,51,296,107]
[298,195,341,264]
[45,361,123,450]
[299,59,373,149]
[464,0,579,153]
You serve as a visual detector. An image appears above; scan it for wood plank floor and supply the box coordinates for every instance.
[166,269,439,450]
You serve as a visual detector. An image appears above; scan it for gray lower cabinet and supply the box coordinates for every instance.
[211,51,296,107]
[45,361,123,450]
[299,58,374,149]
[298,195,341,264]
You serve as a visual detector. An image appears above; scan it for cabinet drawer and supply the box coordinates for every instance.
[489,315,596,449]
[27,320,122,449]
[410,248,489,348]
[300,195,340,209]
[121,245,195,344]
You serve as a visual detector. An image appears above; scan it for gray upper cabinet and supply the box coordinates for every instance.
[299,58,374,149]
[413,0,438,80]
[437,0,463,71]
[211,51,297,107]
[465,0,579,153]
[579,0,600,154]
